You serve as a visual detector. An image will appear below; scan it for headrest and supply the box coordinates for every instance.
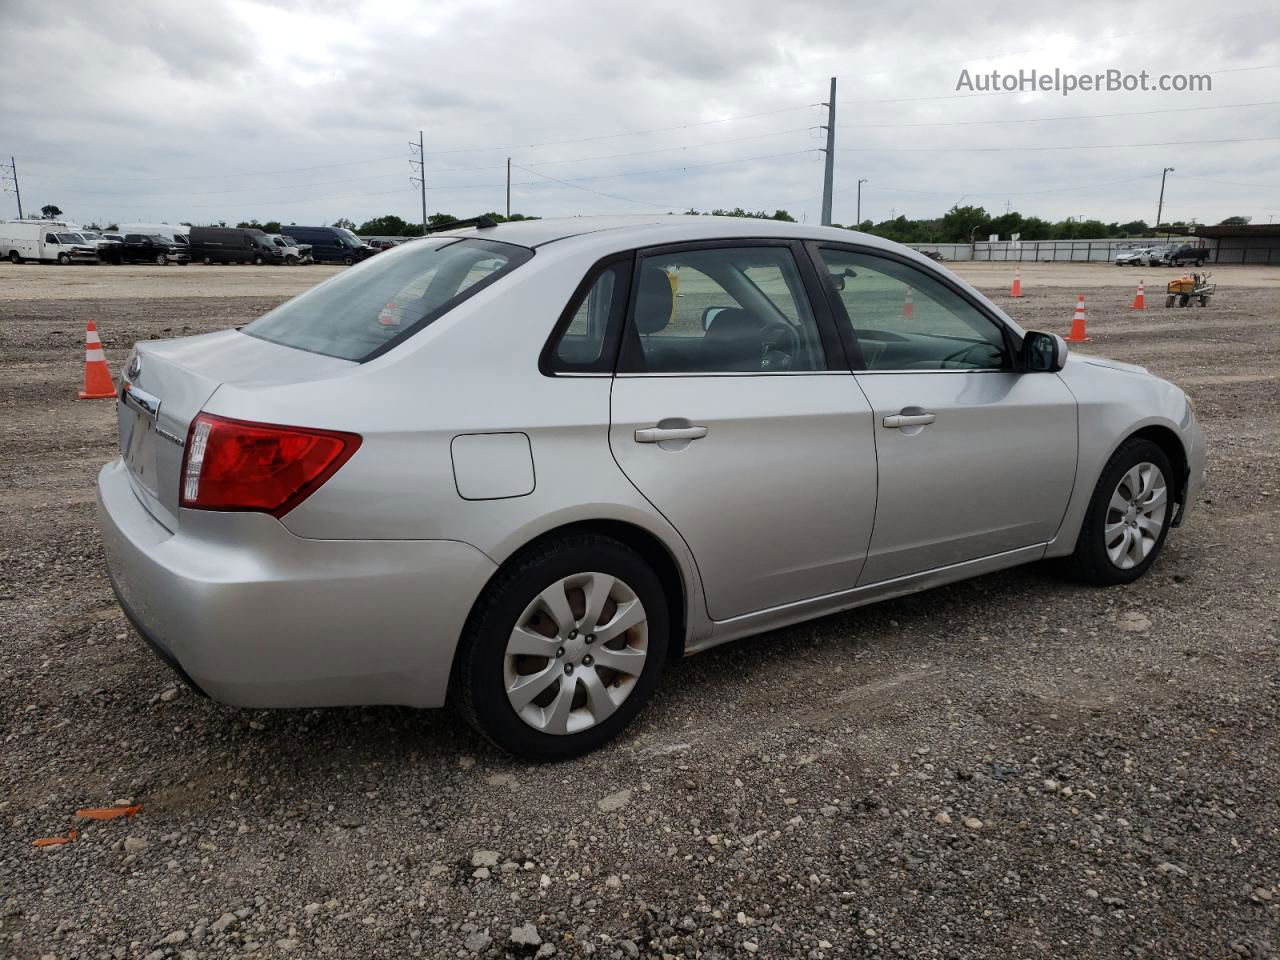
[635,266,675,334]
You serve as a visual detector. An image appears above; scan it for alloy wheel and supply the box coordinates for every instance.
[504,572,648,735]
[1104,461,1168,570]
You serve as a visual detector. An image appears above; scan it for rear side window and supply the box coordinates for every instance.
[244,238,532,362]
[545,257,631,373]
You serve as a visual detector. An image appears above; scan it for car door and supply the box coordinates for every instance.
[607,240,878,622]
[810,245,1077,585]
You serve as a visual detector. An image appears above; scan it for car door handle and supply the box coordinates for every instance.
[882,412,936,429]
[635,425,709,443]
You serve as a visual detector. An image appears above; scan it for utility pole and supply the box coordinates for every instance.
[506,157,511,220]
[820,77,837,226]
[1156,166,1174,234]
[1,156,22,219]
[855,178,867,226]
[409,131,426,235]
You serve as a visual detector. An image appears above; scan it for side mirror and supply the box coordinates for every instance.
[1021,331,1068,372]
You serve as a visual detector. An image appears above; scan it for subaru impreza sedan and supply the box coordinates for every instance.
[98,216,1206,760]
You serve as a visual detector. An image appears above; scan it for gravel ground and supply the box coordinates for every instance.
[1,262,1278,960]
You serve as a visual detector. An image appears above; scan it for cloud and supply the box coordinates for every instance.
[1,0,1278,228]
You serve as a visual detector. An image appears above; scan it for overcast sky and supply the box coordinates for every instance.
[2,0,1278,230]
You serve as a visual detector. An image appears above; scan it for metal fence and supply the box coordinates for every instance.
[907,239,1164,263]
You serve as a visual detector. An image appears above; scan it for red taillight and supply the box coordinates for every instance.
[181,413,362,517]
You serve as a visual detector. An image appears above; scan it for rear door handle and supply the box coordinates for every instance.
[882,412,936,429]
[635,425,709,443]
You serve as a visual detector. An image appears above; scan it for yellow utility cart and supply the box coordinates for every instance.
[1165,272,1215,308]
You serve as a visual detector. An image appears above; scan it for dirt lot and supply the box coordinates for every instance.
[1,260,1278,960]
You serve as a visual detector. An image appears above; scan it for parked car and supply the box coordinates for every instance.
[119,234,190,265]
[97,216,1206,760]
[1115,247,1152,266]
[0,220,99,264]
[1160,243,1210,267]
[189,226,284,265]
[282,226,374,264]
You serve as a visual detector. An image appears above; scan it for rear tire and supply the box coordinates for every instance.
[1064,437,1174,586]
[202,256,212,265]
[451,534,669,761]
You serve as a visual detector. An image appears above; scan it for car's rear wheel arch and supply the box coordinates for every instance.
[474,519,689,660]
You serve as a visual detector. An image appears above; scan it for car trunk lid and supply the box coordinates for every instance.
[117,330,354,531]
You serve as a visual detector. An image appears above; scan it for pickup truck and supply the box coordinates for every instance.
[1153,243,1210,267]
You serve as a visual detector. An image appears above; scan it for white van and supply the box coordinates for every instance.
[0,220,100,264]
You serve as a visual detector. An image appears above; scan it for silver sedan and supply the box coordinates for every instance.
[97,216,1206,759]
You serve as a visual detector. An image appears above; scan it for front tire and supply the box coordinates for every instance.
[8,251,21,264]
[58,253,71,265]
[452,534,669,761]
[1065,438,1174,586]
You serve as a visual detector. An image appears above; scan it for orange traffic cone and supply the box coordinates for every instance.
[1131,279,1146,310]
[78,319,115,399]
[1010,265,1022,298]
[1065,294,1091,343]
[902,289,913,319]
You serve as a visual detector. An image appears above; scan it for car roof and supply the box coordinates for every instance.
[431,214,909,254]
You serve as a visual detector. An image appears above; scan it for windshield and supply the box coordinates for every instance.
[243,237,532,362]
[336,228,362,247]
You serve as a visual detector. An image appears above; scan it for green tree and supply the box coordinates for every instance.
[1218,215,1251,226]
[358,214,411,235]
[939,205,990,243]
[40,204,63,219]
[332,218,356,230]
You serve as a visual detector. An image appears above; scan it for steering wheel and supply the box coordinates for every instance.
[759,320,800,370]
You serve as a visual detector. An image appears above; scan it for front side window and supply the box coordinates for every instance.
[244,237,532,361]
[619,245,827,374]
[816,248,1008,371]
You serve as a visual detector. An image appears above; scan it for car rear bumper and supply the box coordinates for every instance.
[96,457,497,709]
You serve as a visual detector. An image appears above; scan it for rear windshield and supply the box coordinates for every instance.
[243,237,532,362]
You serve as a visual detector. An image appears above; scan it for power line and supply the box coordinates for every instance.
[429,125,817,173]
[836,99,1280,130]
[511,163,675,209]
[1171,173,1280,189]
[23,153,409,183]
[836,135,1280,153]
[417,103,820,156]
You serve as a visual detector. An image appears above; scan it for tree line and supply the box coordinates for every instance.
[28,202,1247,240]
